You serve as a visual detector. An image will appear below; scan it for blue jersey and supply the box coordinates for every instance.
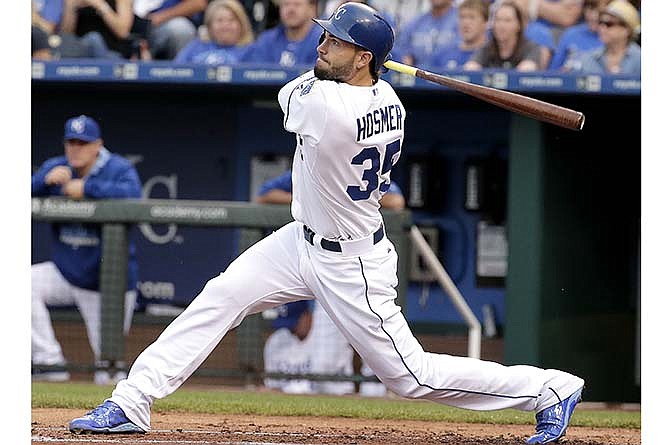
[525,21,555,51]
[576,43,641,75]
[534,0,568,30]
[432,45,476,70]
[245,24,322,67]
[395,8,459,67]
[146,1,203,25]
[31,148,142,291]
[174,40,251,65]
[34,0,63,25]
[549,23,602,71]
[258,170,403,198]
[148,0,180,13]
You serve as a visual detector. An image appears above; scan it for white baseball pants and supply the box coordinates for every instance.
[110,221,583,431]
[31,261,136,365]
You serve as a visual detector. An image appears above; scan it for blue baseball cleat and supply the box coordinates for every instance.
[526,387,583,444]
[69,401,144,434]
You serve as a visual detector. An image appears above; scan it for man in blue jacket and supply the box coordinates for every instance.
[31,115,142,385]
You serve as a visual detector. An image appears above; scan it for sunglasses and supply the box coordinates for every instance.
[598,19,623,28]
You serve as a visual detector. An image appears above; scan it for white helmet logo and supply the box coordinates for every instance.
[334,7,346,20]
[71,117,86,134]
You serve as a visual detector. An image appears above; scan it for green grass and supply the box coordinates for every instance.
[32,382,640,429]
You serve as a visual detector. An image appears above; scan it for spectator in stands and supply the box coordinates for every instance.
[33,0,64,35]
[257,170,405,396]
[373,0,431,34]
[33,1,98,59]
[245,0,321,67]
[525,0,584,43]
[174,0,254,64]
[433,0,489,71]
[61,0,136,58]
[31,115,142,385]
[394,0,460,68]
[549,0,610,71]
[321,0,396,30]
[323,0,424,33]
[575,0,640,74]
[464,0,543,71]
[32,25,54,60]
[134,0,208,60]
[511,0,555,69]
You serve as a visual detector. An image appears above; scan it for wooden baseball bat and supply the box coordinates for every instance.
[384,60,585,131]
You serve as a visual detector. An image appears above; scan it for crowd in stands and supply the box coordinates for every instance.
[31,0,641,75]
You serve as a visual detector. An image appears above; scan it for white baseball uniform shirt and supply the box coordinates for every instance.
[279,70,404,240]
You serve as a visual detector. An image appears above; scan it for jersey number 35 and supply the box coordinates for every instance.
[347,139,401,201]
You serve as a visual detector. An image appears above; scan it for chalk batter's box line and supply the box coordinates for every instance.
[33,435,317,445]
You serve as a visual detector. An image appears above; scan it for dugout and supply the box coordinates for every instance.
[31,62,640,402]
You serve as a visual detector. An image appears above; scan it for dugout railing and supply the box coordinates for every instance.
[32,197,418,383]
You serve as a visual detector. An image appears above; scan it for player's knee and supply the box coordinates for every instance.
[199,275,248,311]
[381,376,426,400]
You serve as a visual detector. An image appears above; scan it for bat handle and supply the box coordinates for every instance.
[384,60,417,76]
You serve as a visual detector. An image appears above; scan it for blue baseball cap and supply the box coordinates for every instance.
[64,115,101,142]
[272,301,313,331]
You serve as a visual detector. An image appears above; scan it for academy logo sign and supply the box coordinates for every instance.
[32,198,97,218]
[148,205,228,221]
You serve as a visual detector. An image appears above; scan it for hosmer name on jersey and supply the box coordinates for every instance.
[356,104,403,142]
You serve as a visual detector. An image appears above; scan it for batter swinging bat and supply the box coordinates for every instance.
[383,60,585,131]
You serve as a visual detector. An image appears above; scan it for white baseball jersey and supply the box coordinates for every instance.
[263,328,314,394]
[109,72,583,432]
[279,70,404,240]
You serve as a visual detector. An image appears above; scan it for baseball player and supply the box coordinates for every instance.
[263,300,317,394]
[32,115,142,385]
[70,4,584,443]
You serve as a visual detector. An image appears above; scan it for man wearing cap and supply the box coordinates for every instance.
[576,0,640,74]
[31,115,142,385]
[263,300,316,394]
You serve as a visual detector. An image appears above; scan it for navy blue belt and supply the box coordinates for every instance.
[303,224,384,253]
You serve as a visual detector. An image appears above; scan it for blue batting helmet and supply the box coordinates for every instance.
[313,2,394,73]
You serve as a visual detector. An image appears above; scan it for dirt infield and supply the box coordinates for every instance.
[32,408,640,445]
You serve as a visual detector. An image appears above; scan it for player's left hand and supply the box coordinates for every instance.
[61,179,85,199]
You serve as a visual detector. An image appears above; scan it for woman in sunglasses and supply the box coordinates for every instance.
[576,0,640,74]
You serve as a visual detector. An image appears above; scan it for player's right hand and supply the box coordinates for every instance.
[44,166,72,185]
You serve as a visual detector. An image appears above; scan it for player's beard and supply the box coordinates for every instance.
[314,57,355,82]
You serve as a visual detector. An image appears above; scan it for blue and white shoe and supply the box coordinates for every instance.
[69,401,144,434]
[526,387,583,444]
